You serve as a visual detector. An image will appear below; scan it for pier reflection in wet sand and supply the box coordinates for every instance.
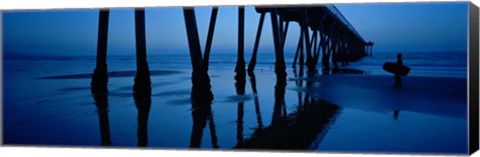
[92,92,112,146]
[235,67,340,150]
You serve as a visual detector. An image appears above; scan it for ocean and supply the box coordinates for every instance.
[2,51,468,153]
[349,51,467,78]
[4,50,468,78]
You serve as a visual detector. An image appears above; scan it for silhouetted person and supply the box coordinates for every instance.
[394,53,403,87]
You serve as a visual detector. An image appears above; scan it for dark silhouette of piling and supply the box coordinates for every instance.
[235,7,247,144]
[292,30,303,68]
[91,10,112,145]
[271,62,287,127]
[183,7,218,148]
[189,100,212,148]
[133,8,151,94]
[270,9,287,77]
[188,64,218,148]
[92,92,111,146]
[208,113,220,149]
[188,61,217,148]
[365,41,374,56]
[248,72,264,129]
[134,91,151,147]
[183,8,203,73]
[91,9,110,93]
[202,7,218,71]
[182,8,214,102]
[235,7,247,80]
[235,79,245,144]
[281,19,290,49]
[247,12,265,73]
[300,10,315,74]
[321,33,331,69]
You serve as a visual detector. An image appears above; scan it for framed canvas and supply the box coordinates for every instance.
[1,0,479,156]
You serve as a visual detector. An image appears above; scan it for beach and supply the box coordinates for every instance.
[304,74,467,154]
[2,52,468,154]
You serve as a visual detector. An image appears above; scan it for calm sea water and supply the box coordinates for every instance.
[2,51,468,154]
[5,51,467,78]
[349,51,467,78]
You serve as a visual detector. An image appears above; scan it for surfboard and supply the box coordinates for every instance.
[383,62,410,76]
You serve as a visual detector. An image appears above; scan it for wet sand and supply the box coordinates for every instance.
[301,74,468,154]
[299,74,467,118]
[2,59,468,154]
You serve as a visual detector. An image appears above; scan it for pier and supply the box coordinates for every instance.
[90,5,372,149]
[3,3,472,153]
[90,5,373,94]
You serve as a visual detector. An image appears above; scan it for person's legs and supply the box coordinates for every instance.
[394,74,401,87]
[398,76,402,87]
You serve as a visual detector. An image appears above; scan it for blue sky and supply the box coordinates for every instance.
[2,2,469,56]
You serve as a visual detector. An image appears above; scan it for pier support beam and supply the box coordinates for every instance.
[92,93,111,146]
[183,8,203,74]
[316,22,326,67]
[189,99,217,148]
[133,8,151,94]
[199,7,218,102]
[247,12,265,73]
[202,7,218,71]
[322,34,331,69]
[339,29,347,67]
[271,8,288,127]
[270,8,287,77]
[331,27,340,69]
[235,7,247,79]
[311,30,319,67]
[281,20,289,49]
[183,8,214,102]
[235,7,246,144]
[272,55,287,128]
[184,8,218,148]
[365,42,374,56]
[91,9,110,93]
[300,10,315,74]
[134,91,151,147]
[235,72,246,144]
[292,30,304,68]
[248,72,264,128]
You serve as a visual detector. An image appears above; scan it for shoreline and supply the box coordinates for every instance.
[293,74,467,119]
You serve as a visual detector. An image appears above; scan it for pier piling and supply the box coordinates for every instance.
[247,12,265,73]
[91,9,110,93]
[133,8,151,94]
